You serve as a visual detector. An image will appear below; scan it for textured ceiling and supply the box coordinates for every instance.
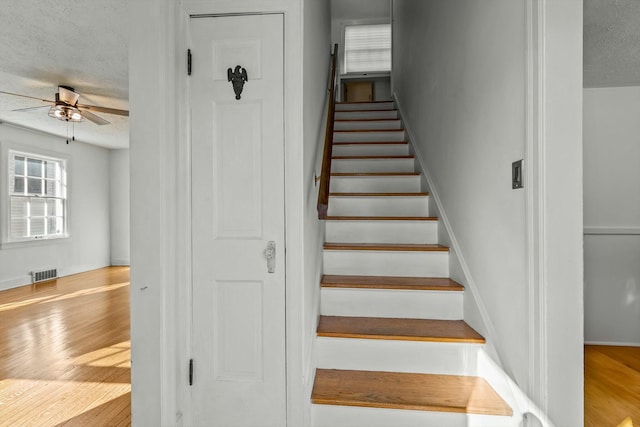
[584,0,640,88]
[0,1,129,149]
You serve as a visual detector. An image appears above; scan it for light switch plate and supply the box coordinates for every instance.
[512,159,523,189]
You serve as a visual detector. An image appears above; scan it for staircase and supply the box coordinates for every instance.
[311,101,514,427]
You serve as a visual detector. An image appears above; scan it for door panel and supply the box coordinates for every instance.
[190,13,285,427]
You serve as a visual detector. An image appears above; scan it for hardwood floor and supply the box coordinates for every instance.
[2,266,637,426]
[585,345,640,427]
[0,266,130,427]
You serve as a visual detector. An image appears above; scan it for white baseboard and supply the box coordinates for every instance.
[110,258,131,266]
[0,263,112,292]
[0,275,31,292]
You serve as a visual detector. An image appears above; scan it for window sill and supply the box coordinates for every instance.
[1,235,71,250]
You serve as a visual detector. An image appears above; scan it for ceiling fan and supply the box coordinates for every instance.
[0,85,129,125]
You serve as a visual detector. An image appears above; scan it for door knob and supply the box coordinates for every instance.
[263,241,276,273]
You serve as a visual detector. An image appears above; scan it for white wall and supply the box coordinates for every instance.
[302,0,331,412]
[584,86,640,345]
[109,149,129,266]
[392,1,584,425]
[392,0,529,386]
[0,124,111,290]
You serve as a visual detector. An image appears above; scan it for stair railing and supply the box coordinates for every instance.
[317,43,339,219]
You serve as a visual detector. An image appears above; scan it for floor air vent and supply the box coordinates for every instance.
[32,268,58,283]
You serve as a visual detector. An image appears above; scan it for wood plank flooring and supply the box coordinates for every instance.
[2,266,638,426]
[585,345,640,427]
[0,266,131,427]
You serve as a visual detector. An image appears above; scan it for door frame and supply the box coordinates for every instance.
[180,2,306,427]
[129,1,305,426]
[525,0,584,425]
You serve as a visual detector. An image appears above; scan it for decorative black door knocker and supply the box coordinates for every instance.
[227,65,248,100]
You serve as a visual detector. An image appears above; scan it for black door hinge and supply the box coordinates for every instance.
[189,358,194,385]
[187,49,192,76]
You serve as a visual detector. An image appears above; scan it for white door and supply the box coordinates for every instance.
[190,14,285,427]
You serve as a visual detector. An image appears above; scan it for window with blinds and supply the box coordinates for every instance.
[8,151,67,241]
[344,23,391,73]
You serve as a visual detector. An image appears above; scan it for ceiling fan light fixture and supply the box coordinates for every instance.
[48,104,83,122]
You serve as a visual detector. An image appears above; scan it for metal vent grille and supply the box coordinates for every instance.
[31,268,58,283]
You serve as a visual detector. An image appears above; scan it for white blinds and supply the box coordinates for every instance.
[8,151,67,241]
[344,23,391,73]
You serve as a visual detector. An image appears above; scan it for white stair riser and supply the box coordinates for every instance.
[326,220,437,244]
[333,143,409,156]
[330,176,421,193]
[331,158,415,173]
[334,120,402,131]
[333,130,405,143]
[320,288,462,319]
[335,110,398,120]
[312,405,467,427]
[327,196,429,217]
[316,337,479,376]
[323,250,449,277]
[335,102,395,111]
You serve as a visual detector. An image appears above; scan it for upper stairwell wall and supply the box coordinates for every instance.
[392,2,584,425]
[392,0,529,393]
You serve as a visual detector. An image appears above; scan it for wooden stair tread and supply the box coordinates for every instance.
[337,101,394,104]
[312,369,513,416]
[317,316,485,343]
[324,243,449,252]
[334,129,405,133]
[333,141,407,145]
[335,109,397,113]
[321,275,464,291]
[335,118,400,122]
[334,108,398,115]
[332,155,414,159]
[326,216,437,221]
[329,192,428,197]
[331,172,419,177]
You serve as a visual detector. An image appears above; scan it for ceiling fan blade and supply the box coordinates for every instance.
[12,105,51,113]
[77,103,129,117]
[80,109,110,125]
[0,90,54,104]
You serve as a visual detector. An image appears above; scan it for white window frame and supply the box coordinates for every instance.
[1,142,70,246]
[342,20,392,75]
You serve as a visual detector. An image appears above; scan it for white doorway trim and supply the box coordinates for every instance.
[525,0,548,413]
[525,1,584,425]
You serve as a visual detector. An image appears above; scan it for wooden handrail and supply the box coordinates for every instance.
[317,44,339,219]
